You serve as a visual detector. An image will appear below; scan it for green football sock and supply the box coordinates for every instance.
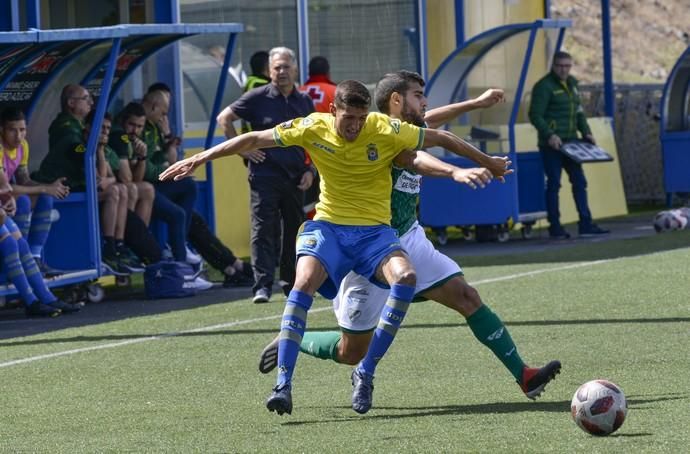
[466,304,525,381]
[300,331,342,363]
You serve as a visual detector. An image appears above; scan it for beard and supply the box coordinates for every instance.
[401,101,425,127]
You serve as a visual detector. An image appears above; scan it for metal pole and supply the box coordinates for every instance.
[601,0,615,119]
[297,0,310,85]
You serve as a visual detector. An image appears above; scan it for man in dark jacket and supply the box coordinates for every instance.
[217,46,315,303]
[529,51,609,239]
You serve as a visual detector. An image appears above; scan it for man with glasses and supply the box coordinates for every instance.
[217,47,315,304]
[34,85,94,190]
[529,51,610,239]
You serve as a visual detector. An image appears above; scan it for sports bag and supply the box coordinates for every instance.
[144,261,197,299]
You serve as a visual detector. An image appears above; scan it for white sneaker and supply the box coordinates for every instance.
[185,245,202,265]
[191,276,213,291]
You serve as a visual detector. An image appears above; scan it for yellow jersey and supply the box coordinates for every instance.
[273,111,424,225]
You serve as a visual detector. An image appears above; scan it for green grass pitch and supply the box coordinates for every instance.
[1,231,688,452]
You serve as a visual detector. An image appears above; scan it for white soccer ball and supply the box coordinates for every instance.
[571,379,627,436]
[653,209,687,232]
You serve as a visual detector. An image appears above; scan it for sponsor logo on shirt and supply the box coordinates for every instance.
[393,170,422,194]
[311,142,335,153]
[120,134,130,144]
[366,143,379,161]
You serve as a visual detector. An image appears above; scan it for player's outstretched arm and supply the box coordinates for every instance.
[425,88,505,129]
[394,149,492,189]
[159,129,275,181]
[422,128,513,182]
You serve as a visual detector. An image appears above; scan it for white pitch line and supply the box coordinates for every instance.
[470,258,615,286]
[0,308,331,369]
[0,256,624,369]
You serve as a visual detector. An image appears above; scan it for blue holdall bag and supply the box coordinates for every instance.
[144,261,197,299]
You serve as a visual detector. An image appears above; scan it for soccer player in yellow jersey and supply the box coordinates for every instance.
[260,71,561,404]
[160,80,511,416]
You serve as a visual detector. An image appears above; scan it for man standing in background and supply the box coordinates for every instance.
[529,51,610,240]
[216,47,315,304]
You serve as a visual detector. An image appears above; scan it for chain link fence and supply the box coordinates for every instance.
[579,84,666,205]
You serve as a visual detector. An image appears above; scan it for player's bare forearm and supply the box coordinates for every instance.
[159,130,274,181]
[423,129,512,180]
[397,149,454,178]
[425,88,505,129]
[423,129,488,165]
[399,150,492,189]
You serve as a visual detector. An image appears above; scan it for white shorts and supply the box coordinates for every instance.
[333,221,462,332]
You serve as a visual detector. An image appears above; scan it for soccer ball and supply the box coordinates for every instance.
[571,380,627,436]
[653,208,689,232]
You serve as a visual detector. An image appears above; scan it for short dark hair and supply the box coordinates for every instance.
[0,106,25,126]
[374,70,425,114]
[84,110,112,127]
[118,102,146,124]
[249,51,269,75]
[553,50,572,62]
[308,56,330,76]
[334,80,371,109]
[147,82,171,94]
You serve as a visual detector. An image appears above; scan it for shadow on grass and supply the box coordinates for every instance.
[2,316,688,347]
[283,394,687,426]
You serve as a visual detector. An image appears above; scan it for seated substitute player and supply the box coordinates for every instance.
[259,71,561,408]
[0,107,69,277]
[0,172,81,317]
[160,80,511,416]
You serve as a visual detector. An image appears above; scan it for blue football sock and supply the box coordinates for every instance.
[17,236,56,304]
[0,233,38,306]
[276,290,313,387]
[28,195,54,258]
[13,195,32,238]
[357,283,414,377]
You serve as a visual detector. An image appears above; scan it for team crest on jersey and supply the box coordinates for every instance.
[120,134,130,144]
[75,144,86,153]
[389,118,401,134]
[366,143,379,161]
[301,117,315,127]
[280,120,293,129]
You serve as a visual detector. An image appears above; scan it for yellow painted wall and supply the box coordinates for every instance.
[426,0,457,75]
[184,130,251,258]
[513,119,628,224]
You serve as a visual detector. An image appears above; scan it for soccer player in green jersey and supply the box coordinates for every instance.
[259,70,561,404]
[160,80,511,416]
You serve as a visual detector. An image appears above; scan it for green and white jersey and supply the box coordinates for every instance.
[390,165,422,236]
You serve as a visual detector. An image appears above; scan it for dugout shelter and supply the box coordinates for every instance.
[660,45,690,205]
[419,18,627,238]
[0,23,243,298]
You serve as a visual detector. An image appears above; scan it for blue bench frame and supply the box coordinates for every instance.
[0,23,243,296]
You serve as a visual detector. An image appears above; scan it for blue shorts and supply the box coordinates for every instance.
[296,220,404,300]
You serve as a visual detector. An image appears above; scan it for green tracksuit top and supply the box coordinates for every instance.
[33,112,87,190]
[528,71,592,148]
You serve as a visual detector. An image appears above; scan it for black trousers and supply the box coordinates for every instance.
[249,175,304,295]
[187,211,238,273]
[124,210,162,264]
